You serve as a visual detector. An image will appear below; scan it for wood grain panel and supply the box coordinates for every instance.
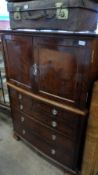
[12,108,81,172]
[8,82,87,116]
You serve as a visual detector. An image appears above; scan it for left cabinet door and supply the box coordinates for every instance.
[2,34,33,90]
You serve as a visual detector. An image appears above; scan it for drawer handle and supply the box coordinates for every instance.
[52,135,56,141]
[22,129,26,135]
[20,104,23,110]
[52,109,58,116]
[21,116,24,122]
[18,94,22,100]
[51,121,57,128]
[51,149,56,155]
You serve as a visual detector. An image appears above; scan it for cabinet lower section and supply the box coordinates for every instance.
[14,130,77,174]
[11,104,87,174]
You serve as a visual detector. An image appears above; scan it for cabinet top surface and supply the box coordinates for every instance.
[1,29,98,37]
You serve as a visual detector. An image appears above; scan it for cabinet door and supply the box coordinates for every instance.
[3,34,33,90]
[33,37,91,107]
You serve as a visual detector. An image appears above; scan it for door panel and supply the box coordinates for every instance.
[3,35,33,89]
[39,48,77,101]
[33,37,91,106]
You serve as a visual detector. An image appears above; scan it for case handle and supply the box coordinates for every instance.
[23,11,46,20]
[23,9,56,20]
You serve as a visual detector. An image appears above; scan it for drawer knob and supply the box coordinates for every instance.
[51,121,57,128]
[21,116,24,122]
[51,149,56,155]
[52,109,58,116]
[52,135,56,141]
[18,94,22,100]
[22,129,26,135]
[20,104,23,110]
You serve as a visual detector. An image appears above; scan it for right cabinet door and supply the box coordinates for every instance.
[32,36,92,108]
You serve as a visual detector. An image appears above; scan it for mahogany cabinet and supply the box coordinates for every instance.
[1,31,98,174]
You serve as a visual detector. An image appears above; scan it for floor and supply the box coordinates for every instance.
[0,111,68,175]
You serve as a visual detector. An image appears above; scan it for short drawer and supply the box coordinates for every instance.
[13,110,79,170]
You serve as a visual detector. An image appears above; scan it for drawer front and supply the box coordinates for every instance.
[12,108,77,147]
[15,129,77,170]
[12,109,79,170]
[10,88,82,138]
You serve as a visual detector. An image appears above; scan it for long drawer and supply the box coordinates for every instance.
[12,109,80,171]
[12,108,77,148]
[10,88,86,139]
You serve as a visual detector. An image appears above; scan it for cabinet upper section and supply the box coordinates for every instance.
[2,33,98,109]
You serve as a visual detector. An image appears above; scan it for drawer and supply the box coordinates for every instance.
[13,110,79,170]
[15,129,77,171]
[12,106,82,139]
[12,108,78,146]
[10,89,83,138]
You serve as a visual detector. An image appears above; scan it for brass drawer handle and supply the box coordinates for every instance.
[21,116,24,122]
[51,121,57,128]
[22,129,26,135]
[51,149,56,155]
[52,135,56,141]
[18,94,22,100]
[52,109,58,116]
[20,104,23,110]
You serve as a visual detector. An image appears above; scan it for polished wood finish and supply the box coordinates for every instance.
[11,108,86,171]
[3,35,33,90]
[2,31,98,174]
[33,37,92,108]
[3,34,98,109]
[7,82,87,115]
[10,88,86,140]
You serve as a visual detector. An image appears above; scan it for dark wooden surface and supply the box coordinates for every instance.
[9,88,86,140]
[2,34,98,109]
[1,31,98,174]
[2,35,33,90]
[11,107,86,171]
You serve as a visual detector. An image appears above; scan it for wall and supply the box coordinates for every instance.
[0,20,10,30]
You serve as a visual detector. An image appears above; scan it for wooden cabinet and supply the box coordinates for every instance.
[3,34,98,109]
[2,31,98,174]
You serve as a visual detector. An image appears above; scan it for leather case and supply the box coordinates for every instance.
[7,0,98,31]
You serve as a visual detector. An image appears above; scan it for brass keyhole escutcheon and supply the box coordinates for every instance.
[14,12,21,20]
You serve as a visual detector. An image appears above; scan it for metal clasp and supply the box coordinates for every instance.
[32,64,39,76]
